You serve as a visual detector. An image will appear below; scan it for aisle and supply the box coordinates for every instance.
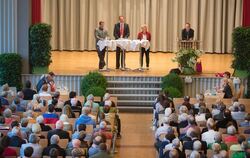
[114,113,156,158]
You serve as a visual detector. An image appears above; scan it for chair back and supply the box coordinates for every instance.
[58,139,69,149]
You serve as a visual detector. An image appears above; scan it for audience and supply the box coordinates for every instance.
[42,134,66,157]
[88,135,103,157]
[47,120,70,144]
[20,134,42,157]
[39,84,52,97]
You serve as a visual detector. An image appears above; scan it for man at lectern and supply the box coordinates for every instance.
[181,23,194,40]
[113,16,130,69]
[94,21,109,70]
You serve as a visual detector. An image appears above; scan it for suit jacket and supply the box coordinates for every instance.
[183,138,207,154]
[113,23,130,39]
[47,129,70,145]
[42,144,66,156]
[137,31,151,41]
[182,28,194,40]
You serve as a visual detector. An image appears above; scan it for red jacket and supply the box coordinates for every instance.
[137,31,151,41]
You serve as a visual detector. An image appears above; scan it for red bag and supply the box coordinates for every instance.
[196,61,202,73]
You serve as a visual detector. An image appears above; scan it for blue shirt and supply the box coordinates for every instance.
[75,115,96,129]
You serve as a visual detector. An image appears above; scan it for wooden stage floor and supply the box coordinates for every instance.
[50,51,233,77]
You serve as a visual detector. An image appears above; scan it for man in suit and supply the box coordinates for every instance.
[47,120,70,145]
[113,16,130,69]
[181,23,194,40]
[42,134,66,157]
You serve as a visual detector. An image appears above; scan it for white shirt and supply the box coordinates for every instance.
[39,91,51,97]
[195,114,206,122]
[202,129,217,144]
[154,124,170,140]
[142,34,147,40]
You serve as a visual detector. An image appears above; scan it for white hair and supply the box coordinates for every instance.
[32,123,42,133]
[190,151,200,158]
[227,125,236,135]
[36,115,44,124]
[51,134,60,144]
[193,140,202,151]
[60,114,69,123]
[72,139,81,148]
[56,120,64,129]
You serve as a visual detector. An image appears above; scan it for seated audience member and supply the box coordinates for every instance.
[193,140,206,158]
[216,109,238,130]
[75,107,96,129]
[84,94,100,114]
[16,91,29,109]
[224,125,238,143]
[62,104,76,118]
[208,132,228,151]
[88,135,103,157]
[180,115,200,136]
[231,141,249,158]
[66,139,86,156]
[64,91,82,112]
[195,106,207,122]
[202,118,217,145]
[51,91,64,110]
[26,94,43,112]
[89,143,112,158]
[12,97,26,112]
[231,104,247,120]
[213,103,226,121]
[39,84,51,97]
[47,120,70,144]
[7,121,21,137]
[181,96,193,111]
[49,148,59,158]
[36,115,52,131]
[72,124,87,139]
[9,126,26,147]
[0,116,9,130]
[211,143,222,158]
[94,121,112,139]
[167,148,180,158]
[164,107,178,126]
[43,104,59,124]
[189,150,200,158]
[154,117,170,141]
[101,93,115,106]
[183,128,207,154]
[60,114,73,131]
[22,80,37,100]
[240,113,250,127]
[164,138,185,158]
[230,135,246,151]
[67,131,88,149]
[193,93,205,111]
[32,123,45,139]
[178,106,189,128]
[0,136,17,157]
[20,118,31,139]
[219,78,233,98]
[211,104,220,117]
[23,146,34,158]
[0,91,10,106]
[3,108,15,125]
[42,134,66,157]
[20,134,42,157]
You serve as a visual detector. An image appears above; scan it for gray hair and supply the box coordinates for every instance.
[50,135,60,144]
[32,123,42,133]
[190,151,200,158]
[227,125,236,135]
[36,115,44,124]
[193,140,202,151]
[56,120,64,129]
[3,108,12,118]
[29,133,39,144]
[60,114,69,123]
[81,107,90,115]
[212,143,221,154]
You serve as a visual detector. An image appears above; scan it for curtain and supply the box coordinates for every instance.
[243,0,250,27]
[0,0,18,53]
[41,0,243,53]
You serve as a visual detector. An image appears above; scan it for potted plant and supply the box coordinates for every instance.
[29,23,52,74]
[172,48,203,75]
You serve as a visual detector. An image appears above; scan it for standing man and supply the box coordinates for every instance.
[95,21,109,70]
[181,23,194,40]
[113,16,130,69]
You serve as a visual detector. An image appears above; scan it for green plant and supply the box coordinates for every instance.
[0,53,22,90]
[172,48,203,74]
[163,87,182,98]
[29,23,52,70]
[232,27,250,97]
[81,71,107,95]
[85,86,105,97]
[162,73,183,93]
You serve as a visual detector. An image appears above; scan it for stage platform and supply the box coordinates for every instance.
[49,51,234,77]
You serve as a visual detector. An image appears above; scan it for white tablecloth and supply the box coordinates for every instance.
[97,39,150,51]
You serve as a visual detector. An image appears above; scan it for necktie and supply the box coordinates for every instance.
[120,23,124,37]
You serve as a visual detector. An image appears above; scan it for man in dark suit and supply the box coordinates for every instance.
[47,120,70,145]
[113,16,130,69]
[42,134,66,157]
[181,23,194,40]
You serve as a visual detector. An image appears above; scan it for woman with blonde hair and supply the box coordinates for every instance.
[62,104,75,118]
[60,114,73,131]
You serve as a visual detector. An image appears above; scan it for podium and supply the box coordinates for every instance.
[178,40,200,50]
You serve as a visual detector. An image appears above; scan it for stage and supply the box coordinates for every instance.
[49,51,234,77]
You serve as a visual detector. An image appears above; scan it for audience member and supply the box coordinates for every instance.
[36,115,52,131]
[39,84,52,97]
[202,118,217,145]
[60,114,73,131]
[20,134,42,157]
[88,135,103,157]
[62,104,76,118]
[47,120,70,144]
[23,146,34,158]
[22,80,37,100]
[224,125,238,143]
[32,123,45,139]
[75,107,96,129]
[43,104,59,124]
[89,143,112,158]
[0,136,17,156]
[42,134,66,156]
[9,126,26,147]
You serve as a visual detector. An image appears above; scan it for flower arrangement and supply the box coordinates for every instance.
[172,48,203,68]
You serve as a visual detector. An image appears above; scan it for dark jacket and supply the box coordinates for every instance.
[182,28,194,40]
[22,88,37,100]
[223,84,233,98]
[40,123,52,131]
[163,148,185,158]
[47,129,70,145]
[113,23,130,39]
[216,117,238,131]
[9,136,26,147]
[183,138,207,154]
[42,144,66,157]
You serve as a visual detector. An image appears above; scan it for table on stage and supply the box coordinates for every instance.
[178,40,201,50]
[97,39,150,71]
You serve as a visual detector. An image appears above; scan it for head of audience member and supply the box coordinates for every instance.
[72,131,86,141]
[169,148,179,158]
[36,115,45,124]
[1,91,8,98]
[179,106,188,114]
[189,128,199,139]
[82,107,91,116]
[48,104,55,113]
[207,118,215,130]
[93,135,103,146]
[2,83,10,92]
[239,104,246,112]
[241,141,249,152]
[184,96,190,102]
[41,84,48,92]
[21,118,29,128]
[3,108,12,118]
[119,15,124,23]
[56,120,64,130]
[0,136,11,147]
[13,97,20,106]
[172,138,180,149]
[219,150,228,158]
[199,106,207,115]
[69,91,77,99]
[25,110,34,118]
[227,125,236,136]
[25,80,32,89]
[0,116,5,124]
[187,115,196,126]
[29,133,40,144]
[185,23,191,30]
[196,93,204,103]
[17,91,24,100]
[60,114,69,123]
[51,134,60,145]
[190,150,200,158]
[49,148,58,158]
[237,135,246,144]
[212,143,221,154]
[32,123,42,134]
[24,146,33,158]
[193,140,202,151]
[52,91,60,100]
[76,124,87,132]
[72,139,81,148]
[100,121,107,130]
[62,104,74,117]
[9,104,17,113]
[103,93,111,101]
[87,94,94,102]
[11,120,20,129]
[12,126,21,137]
[224,71,231,79]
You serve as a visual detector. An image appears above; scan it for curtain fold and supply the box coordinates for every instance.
[41,0,243,53]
